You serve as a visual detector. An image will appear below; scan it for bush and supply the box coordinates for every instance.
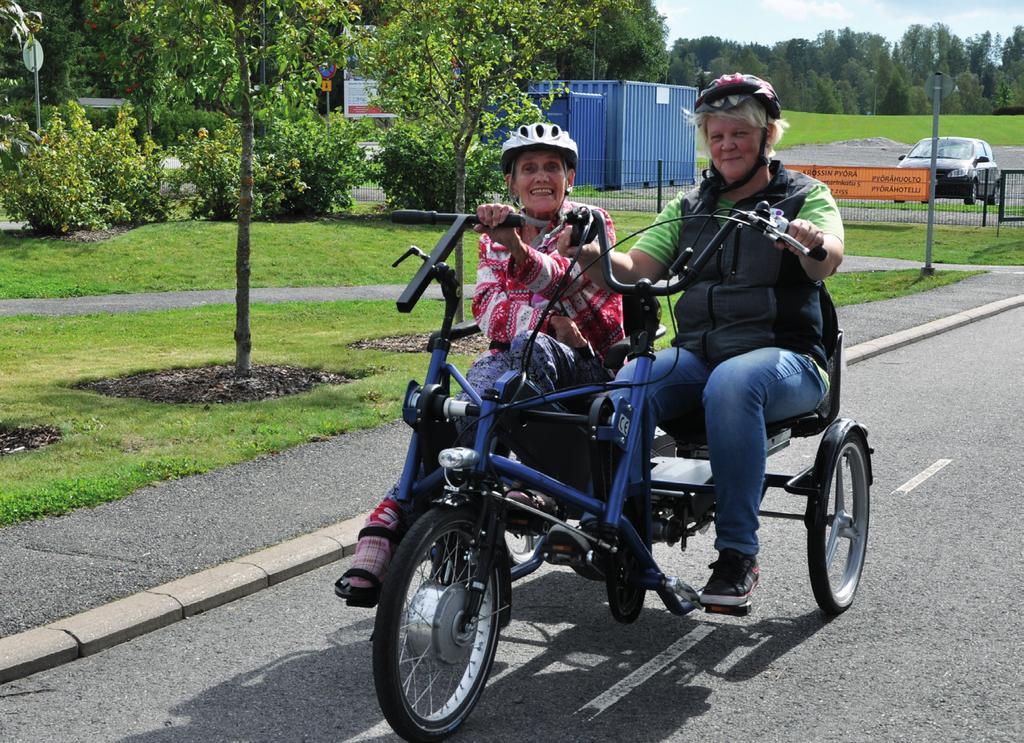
[151,108,231,148]
[992,106,1024,115]
[168,123,256,221]
[0,102,168,234]
[256,113,367,216]
[374,121,504,211]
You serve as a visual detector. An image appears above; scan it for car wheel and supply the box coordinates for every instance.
[964,180,978,206]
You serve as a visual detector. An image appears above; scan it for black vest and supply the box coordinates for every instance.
[672,162,828,367]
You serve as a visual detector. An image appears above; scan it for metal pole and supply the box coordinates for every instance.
[592,28,597,79]
[326,89,331,135]
[981,169,988,227]
[32,46,41,131]
[923,74,941,277]
[657,159,663,213]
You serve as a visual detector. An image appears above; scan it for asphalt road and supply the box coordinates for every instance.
[3,306,1022,742]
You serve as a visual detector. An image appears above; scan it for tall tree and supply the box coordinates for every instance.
[85,1,173,134]
[556,1,668,81]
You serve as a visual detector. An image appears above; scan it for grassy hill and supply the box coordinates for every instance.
[780,112,1023,147]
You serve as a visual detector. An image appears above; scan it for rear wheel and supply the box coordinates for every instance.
[373,507,503,742]
[807,431,870,615]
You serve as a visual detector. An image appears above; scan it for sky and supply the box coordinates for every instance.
[657,0,1024,48]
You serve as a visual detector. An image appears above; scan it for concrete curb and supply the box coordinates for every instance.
[0,514,363,684]
[2,293,1023,685]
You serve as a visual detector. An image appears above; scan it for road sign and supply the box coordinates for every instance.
[321,79,332,92]
[22,38,43,73]
[924,72,954,101]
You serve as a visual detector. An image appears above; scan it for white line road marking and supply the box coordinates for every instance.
[892,459,953,494]
[575,624,715,720]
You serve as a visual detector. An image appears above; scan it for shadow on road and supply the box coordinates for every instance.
[117,571,831,743]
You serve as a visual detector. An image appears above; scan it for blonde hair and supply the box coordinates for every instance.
[691,97,789,158]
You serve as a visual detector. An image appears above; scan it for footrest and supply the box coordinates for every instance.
[702,601,752,617]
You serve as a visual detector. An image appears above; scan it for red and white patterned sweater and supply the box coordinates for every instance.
[471,202,624,361]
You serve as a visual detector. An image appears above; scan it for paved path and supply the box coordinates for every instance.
[2,255,1022,318]
[2,267,1024,684]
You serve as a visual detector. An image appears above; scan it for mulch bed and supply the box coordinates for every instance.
[74,364,353,405]
[351,332,491,355]
[3,225,134,242]
[4,335,484,456]
[0,425,62,456]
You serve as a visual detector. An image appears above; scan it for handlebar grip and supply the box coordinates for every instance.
[391,210,524,228]
[769,213,827,261]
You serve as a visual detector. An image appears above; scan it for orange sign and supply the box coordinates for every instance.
[787,164,930,201]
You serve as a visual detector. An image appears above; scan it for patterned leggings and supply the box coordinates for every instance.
[462,331,610,398]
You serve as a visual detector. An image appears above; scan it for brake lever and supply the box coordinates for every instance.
[392,245,429,268]
[749,202,827,261]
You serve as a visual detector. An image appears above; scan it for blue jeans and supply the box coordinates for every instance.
[615,346,827,556]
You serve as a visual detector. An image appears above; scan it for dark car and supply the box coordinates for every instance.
[897,137,1000,205]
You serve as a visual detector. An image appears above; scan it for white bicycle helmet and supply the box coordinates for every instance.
[500,123,579,174]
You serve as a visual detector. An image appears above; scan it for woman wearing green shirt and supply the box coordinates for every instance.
[565,73,844,608]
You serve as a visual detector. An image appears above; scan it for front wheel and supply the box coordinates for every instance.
[807,430,870,615]
[373,507,504,742]
[964,180,978,205]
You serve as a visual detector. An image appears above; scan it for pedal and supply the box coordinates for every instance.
[702,601,752,617]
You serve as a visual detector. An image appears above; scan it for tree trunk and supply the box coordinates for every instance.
[232,4,253,377]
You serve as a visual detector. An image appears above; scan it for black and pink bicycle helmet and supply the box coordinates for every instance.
[695,73,782,120]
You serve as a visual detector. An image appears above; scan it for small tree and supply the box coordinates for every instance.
[361,0,625,316]
[1,0,37,41]
[137,0,359,377]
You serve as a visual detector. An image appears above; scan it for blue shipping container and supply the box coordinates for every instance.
[530,80,698,190]
[528,90,606,189]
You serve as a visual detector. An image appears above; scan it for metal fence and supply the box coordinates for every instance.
[354,161,1024,228]
[998,170,1024,226]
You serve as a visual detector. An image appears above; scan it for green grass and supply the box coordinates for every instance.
[824,267,983,304]
[0,267,980,525]
[2,212,1019,300]
[0,300,468,525]
[781,112,1024,148]
[844,221,1024,264]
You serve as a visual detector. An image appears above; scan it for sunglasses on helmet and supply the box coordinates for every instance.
[698,93,751,111]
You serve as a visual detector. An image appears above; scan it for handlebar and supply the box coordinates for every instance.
[594,201,827,297]
[391,210,525,229]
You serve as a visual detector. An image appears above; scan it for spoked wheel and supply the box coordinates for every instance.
[373,507,504,742]
[807,430,871,615]
[505,531,540,566]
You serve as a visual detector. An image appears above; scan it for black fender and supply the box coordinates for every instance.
[805,418,873,528]
[495,541,513,629]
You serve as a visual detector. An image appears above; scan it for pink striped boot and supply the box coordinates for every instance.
[334,498,404,608]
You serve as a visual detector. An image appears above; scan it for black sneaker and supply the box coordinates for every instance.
[700,549,759,606]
